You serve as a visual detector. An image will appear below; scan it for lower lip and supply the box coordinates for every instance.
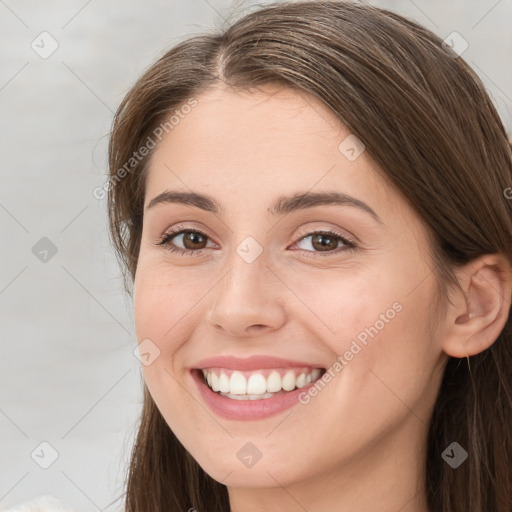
[190,369,321,421]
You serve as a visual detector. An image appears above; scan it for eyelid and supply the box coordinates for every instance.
[156,222,358,257]
[159,222,218,244]
[292,223,356,246]
[158,223,354,246]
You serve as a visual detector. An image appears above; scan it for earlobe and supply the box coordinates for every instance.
[442,254,512,359]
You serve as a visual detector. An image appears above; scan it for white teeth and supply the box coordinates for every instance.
[230,371,247,395]
[201,367,324,397]
[219,372,230,393]
[266,371,281,393]
[247,373,267,394]
[222,391,276,400]
[211,372,220,392]
[296,373,307,388]
[282,370,296,391]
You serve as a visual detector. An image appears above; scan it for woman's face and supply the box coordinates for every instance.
[133,84,448,489]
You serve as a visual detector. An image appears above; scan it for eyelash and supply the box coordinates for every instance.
[155,224,357,258]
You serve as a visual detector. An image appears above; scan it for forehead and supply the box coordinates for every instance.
[144,84,410,227]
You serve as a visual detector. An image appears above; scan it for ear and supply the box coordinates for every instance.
[442,253,512,358]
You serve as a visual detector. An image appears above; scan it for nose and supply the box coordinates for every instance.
[206,254,287,338]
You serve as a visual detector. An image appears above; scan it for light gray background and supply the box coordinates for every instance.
[1,1,511,511]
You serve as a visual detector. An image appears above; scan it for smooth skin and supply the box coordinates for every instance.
[133,83,512,512]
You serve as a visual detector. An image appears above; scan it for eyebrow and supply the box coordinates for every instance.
[145,190,383,224]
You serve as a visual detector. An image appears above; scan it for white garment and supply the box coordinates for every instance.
[4,495,73,512]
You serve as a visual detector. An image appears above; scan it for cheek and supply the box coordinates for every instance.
[133,265,193,398]
[282,260,439,404]
[133,261,208,344]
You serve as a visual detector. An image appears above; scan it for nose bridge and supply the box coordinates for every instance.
[206,237,286,335]
[220,229,271,292]
[224,247,267,296]
[218,244,271,307]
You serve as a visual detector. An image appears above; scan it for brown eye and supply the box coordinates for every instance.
[310,233,339,251]
[292,229,356,258]
[180,231,208,250]
[157,229,215,255]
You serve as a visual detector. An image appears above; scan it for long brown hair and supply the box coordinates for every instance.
[106,1,512,510]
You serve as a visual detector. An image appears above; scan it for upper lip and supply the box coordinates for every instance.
[192,355,325,371]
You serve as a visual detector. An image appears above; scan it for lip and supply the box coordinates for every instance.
[189,367,326,421]
[193,355,325,371]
